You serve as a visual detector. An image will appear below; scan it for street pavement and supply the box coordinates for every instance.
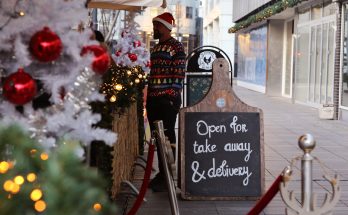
[119,85,348,215]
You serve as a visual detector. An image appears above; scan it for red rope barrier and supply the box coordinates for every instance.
[127,143,155,215]
[247,174,283,215]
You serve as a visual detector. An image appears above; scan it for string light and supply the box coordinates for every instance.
[27,173,37,182]
[100,65,146,111]
[228,0,303,33]
[109,95,117,102]
[10,183,20,194]
[3,180,15,192]
[93,203,102,211]
[30,189,43,201]
[8,161,15,169]
[114,84,123,91]
[0,161,10,173]
[30,149,37,155]
[40,153,49,161]
[34,200,46,212]
[14,175,25,185]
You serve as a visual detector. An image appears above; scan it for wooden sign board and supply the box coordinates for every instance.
[179,59,264,200]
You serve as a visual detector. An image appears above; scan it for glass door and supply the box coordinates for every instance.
[294,26,310,103]
[294,18,335,106]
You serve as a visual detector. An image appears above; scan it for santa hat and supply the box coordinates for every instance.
[152,12,175,31]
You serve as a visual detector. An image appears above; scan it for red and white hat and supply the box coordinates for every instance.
[152,12,176,31]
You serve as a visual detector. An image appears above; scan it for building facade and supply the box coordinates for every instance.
[232,0,348,121]
[202,0,234,69]
[135,0,202,55]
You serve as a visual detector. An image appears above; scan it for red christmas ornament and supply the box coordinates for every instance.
[121,30,129,38]
[115,50,122,57]
[3,68,37,105]
[29,27,62,62]
[81,45,110,75]
[145,61,151,67]
[133,40,141,48]
[128,53,137,62]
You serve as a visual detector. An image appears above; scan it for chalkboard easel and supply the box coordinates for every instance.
[179,59,264,200]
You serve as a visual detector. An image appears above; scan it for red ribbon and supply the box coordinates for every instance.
[247,174,283,215]
[127,143,155,215]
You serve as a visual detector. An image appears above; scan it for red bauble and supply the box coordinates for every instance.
[29,27,62,62]
[3,68,37,105]
[133,40,141,48]
[115,50,122,57]
[145,60,151,67]
[128,53,137,62]
[81,45,110,75]
[121,30,128,38]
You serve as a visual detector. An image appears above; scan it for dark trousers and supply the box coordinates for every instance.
[146,98,178,176]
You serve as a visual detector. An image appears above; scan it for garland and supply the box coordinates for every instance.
[228,0,308,33]
[90,63,147,195]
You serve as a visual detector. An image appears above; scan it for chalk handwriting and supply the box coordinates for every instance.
[193,139,217,154]
[191,161,206,183]
[224,142,253,162]
[191,158,253,186]
[229,116,248,134]
[196,120,226,138]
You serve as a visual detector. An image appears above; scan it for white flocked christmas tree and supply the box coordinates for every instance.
[112,12,151,73]
[0,0,117,154]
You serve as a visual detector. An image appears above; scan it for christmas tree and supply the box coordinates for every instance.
[0,125,117,214]
[0,0,120,213]
[0,0,117,152]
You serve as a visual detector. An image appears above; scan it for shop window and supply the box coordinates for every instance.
[186,6,193,19]
[342,9,348,107]
[237,26,267,87]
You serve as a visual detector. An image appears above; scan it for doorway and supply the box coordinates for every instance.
[294,16,335,106]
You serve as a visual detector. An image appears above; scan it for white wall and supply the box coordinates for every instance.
[233,0,271,21]
[202,0,234,67]
[135,0,200,36]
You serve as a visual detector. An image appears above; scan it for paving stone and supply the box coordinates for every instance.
[117,86,348,214]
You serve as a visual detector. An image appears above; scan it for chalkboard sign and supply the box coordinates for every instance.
[179,59,264,200]
[184,112,261,197]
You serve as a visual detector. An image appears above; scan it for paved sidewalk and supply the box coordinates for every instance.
[121,85,348,215]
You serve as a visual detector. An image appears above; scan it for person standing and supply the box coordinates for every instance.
[145,12,186,192]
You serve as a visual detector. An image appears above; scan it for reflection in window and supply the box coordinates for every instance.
[237,26,267,86]
[295,27,310,103]
[186,6,193,19]
[342,9,348,107]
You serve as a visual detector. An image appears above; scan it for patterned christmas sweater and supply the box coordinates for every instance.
[147,37,186,103]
